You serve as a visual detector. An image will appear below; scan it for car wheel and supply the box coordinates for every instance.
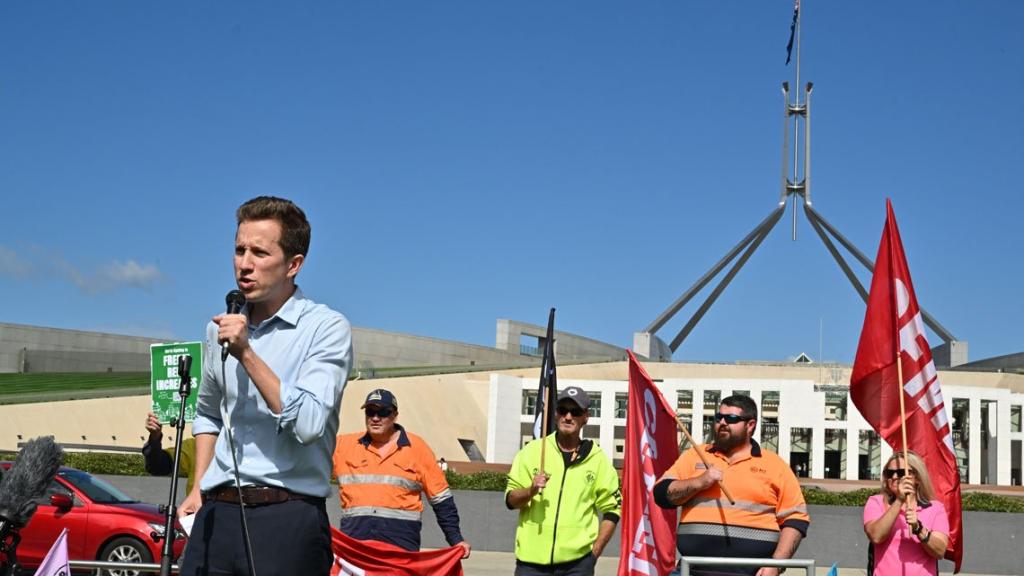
[96,537,153,576]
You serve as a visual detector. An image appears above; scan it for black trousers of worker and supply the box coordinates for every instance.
[515,554,597,576]
[178,498,332,576]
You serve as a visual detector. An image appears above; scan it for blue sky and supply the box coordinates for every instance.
[1,1,1021,364]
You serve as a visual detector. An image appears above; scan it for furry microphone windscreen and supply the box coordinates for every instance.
[0,436,64,527]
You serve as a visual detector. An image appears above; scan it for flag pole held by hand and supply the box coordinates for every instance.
[672,411,736,505]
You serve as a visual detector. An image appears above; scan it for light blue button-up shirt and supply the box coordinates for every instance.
[192,287,352,498]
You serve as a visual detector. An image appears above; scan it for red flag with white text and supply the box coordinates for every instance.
[850,199,963,572]
[330,527,464,575]
[618,351,679,576]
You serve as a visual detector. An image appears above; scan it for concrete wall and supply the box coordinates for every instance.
[959,350,1024,372]
[0,396,193,452]
[351,326,532,372]
[933,340,970,368]
[496,319,627,362]
[0,322,163,373]
[632,332,673,362]
[108,477,1023,574]
[2,320,626,375]
[0,372,496,462]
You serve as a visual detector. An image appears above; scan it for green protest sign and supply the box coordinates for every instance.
[150,342,203,423]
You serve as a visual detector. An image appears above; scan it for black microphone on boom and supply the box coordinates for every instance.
[222,290,247,361]
[0,436,64,573]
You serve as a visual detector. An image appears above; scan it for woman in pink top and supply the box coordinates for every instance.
[863,451,950,575]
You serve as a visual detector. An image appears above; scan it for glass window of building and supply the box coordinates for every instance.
[1011,405,1022,433]
[615,392,628,419]
[677,390,693,415]
[825,391,848,421]
[679,415,693,452]
[1012,439,1022,486]
[588,393,602,418]
[952,398,970,482]
[732,389,750,399]
[824,429,846,479]
[522,390,537,416]
[981,399,997,484]
[859,430,881,480]
[762,391,780,419]
[703,390,721,415]
[790,428,812,478]
[701,418,715,444]
[703,390,721,411]
[761,418,779,453]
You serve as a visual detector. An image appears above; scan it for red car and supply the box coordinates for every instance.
[1,463,187,576]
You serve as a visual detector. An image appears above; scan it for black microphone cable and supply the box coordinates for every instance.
[219,290,257,576]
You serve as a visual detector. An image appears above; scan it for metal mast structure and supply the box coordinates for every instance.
[633,2,966,367]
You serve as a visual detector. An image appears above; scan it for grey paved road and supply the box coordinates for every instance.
[458,552,993,576]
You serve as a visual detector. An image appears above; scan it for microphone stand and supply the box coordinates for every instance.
[154,354,193,576]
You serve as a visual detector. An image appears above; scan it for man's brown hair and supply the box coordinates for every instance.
[236,196,311,257]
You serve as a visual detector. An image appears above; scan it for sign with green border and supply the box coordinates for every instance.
[150,341,203,423]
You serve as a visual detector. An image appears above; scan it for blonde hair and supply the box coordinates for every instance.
[881,450,936,503]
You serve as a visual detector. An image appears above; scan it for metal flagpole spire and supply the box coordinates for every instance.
[781,0,812,241]
[633,0,963,365]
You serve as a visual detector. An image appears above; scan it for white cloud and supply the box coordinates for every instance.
[101,260,163,289]
[2,244,164,294]
[68,259,164,294]
[0,245,34,278]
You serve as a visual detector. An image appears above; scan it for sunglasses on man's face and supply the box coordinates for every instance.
[713,412,751,425]
[556,405,586,417]
[883,468,907,479]
[364,407,394,419]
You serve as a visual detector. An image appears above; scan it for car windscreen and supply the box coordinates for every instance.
[58,469,137,504]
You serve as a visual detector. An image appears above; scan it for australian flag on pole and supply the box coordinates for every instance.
[532,308,558,439]
[786,0,800,65]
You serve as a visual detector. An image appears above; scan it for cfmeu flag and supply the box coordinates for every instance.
[618,351,679,576]
[330,527,464,575]
[850,199,963,572]
[533,308,559,439]
[34,527,69,576]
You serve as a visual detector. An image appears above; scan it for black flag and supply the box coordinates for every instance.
[785,0,800,65]
[532,308,558,439]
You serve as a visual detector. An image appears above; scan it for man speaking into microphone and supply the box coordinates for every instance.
[178,196,352,576]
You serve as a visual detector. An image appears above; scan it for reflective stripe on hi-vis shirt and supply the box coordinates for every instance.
[338,506,422,522]
[681,496,777,517]
[777,505,808,521]
[428,488,453,506]
[337,474,423,492]
[677,522,781,544]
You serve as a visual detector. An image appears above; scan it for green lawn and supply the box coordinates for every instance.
[0,372,149,403]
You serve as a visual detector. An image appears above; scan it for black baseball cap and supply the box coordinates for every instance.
[361,388,398,410]
[556,386,591,410]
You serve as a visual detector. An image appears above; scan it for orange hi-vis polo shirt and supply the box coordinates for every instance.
[656,440,809,564]
[332,424,463,551]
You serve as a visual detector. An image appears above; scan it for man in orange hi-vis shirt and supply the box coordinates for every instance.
[332,388,471,558]
[654,395,809,576]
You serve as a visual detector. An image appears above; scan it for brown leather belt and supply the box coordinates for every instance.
[202,485,321,507]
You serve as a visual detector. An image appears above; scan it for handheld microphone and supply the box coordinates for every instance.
[0,436,64,539]
[221,290,247,361]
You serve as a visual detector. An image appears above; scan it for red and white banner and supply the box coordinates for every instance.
[850,199,963,572]
[618,351,679,576]
[330,527,464,576]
